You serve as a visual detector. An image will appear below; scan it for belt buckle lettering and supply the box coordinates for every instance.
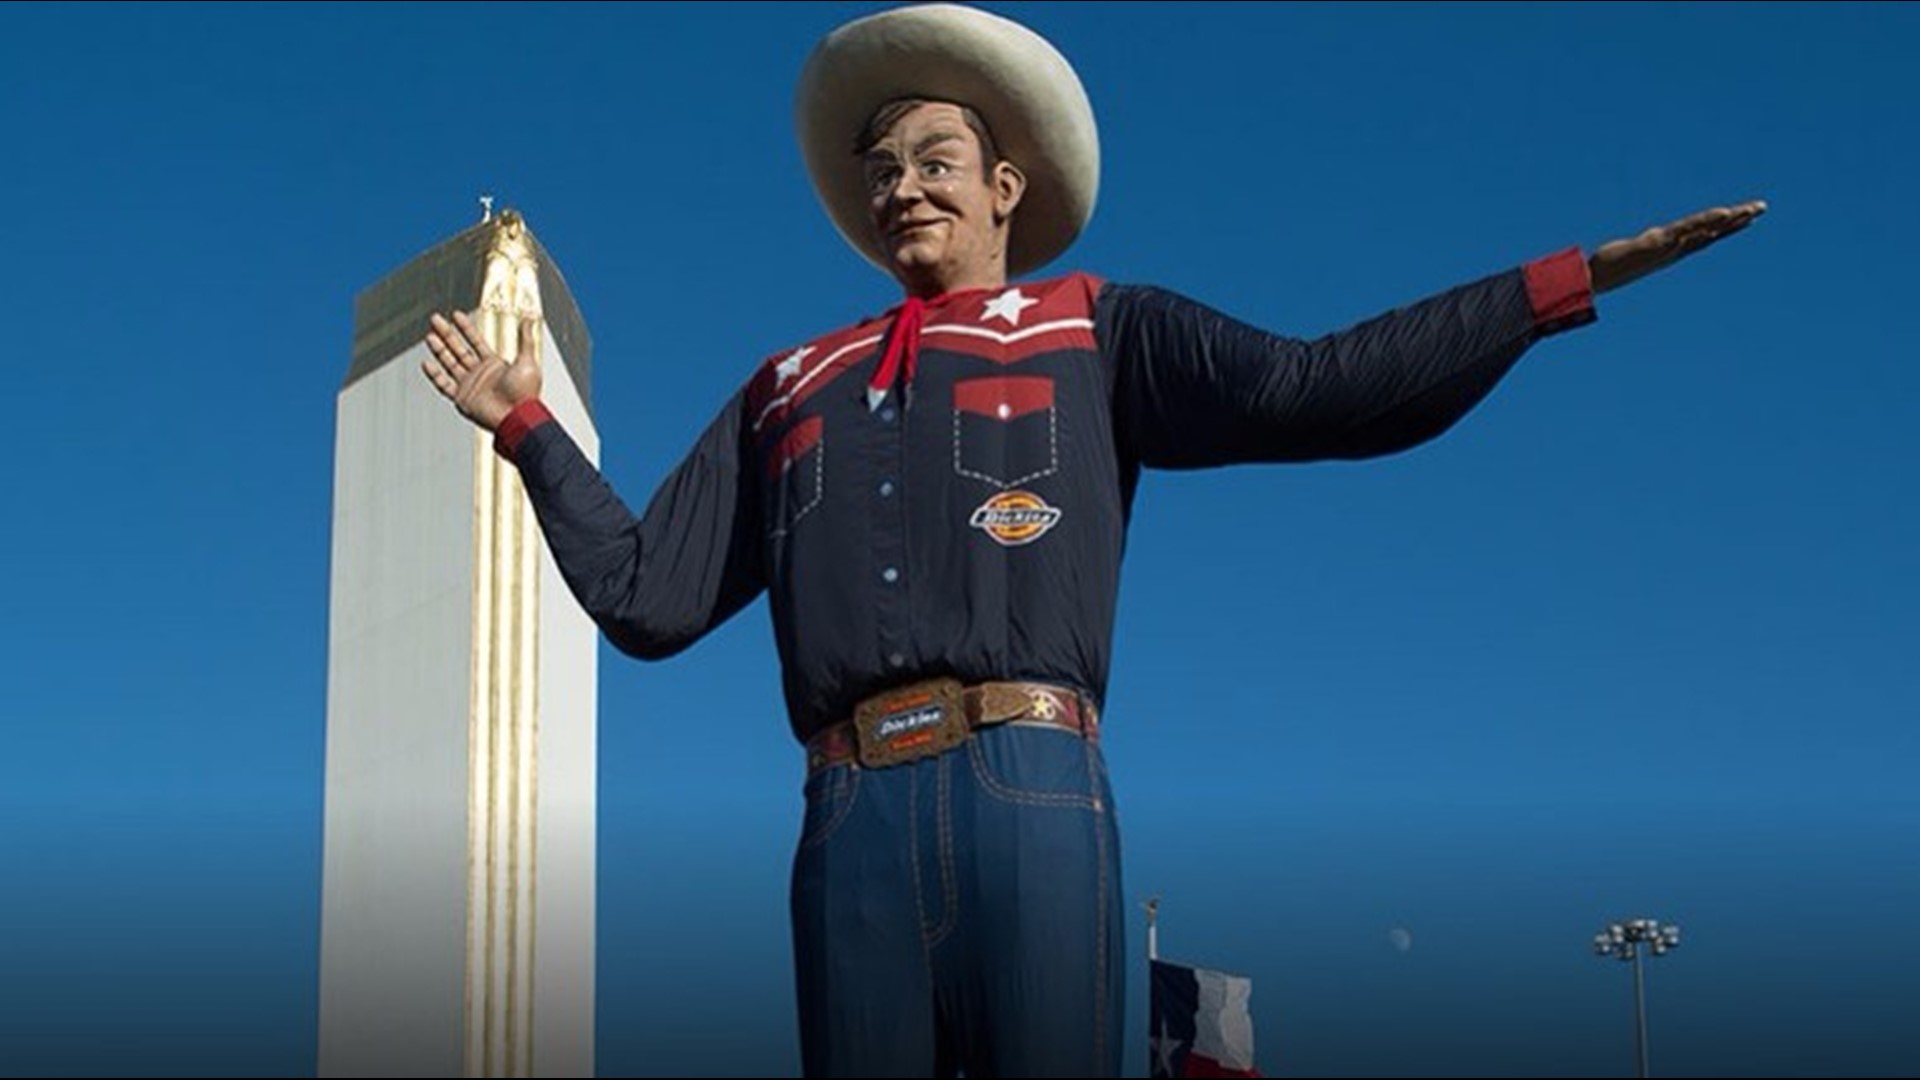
[853,678,967,768]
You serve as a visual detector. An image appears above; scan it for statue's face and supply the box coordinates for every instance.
[861,101,1023,294]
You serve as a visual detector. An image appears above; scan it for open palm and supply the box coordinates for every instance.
[421,310,543,432]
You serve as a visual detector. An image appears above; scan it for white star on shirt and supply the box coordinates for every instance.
[1150,1018,1184,1078]
[981,287,1039,327]
[774,345,814,387]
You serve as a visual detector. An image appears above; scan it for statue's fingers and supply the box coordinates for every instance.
[451,311,497,366]
[1674,230,1716,257]
[429,313,481,371]
[1678,201,1764,242]
[1713,212,1757,240]
[1690,212,1757,249]
[424,326,465,371]
[1669,207,1736,240]
[518,317,542,369]
[421,355,460,399]
[1712,200,1767,237]
[1668,210,1758,263]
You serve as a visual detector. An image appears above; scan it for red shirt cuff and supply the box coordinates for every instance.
[1524,246,1597,335]
[493,399,555,461]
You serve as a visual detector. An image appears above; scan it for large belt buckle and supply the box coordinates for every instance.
[853,677,967,769]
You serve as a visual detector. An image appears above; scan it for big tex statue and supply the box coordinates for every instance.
[421,5,1763,1076]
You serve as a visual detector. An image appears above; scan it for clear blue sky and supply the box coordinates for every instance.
[3,2,1915,1076]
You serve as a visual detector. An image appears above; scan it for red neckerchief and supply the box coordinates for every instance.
[866,295,925,411]
[866,286,999,411]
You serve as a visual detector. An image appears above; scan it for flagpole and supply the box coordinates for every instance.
[1145,898,1263,1078]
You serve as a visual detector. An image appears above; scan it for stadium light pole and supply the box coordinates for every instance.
[1592,917,1681,1078]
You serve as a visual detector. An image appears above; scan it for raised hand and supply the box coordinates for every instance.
[421,310,543,432]
[1590,200,1767,295]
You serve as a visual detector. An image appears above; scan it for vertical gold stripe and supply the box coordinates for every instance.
[525,491,541,1078]
[500,305,514,1079]
[507,491,520,1078]
[502,457,518,1078]
[510,447,528,1078]
[501,313,515,1078]
[465,215,548,1078]
[487,310,510,1077]
[485,447,502,1078]
[521,460,541,1075]
[467,430,499,1078]
[498,322,542,1077]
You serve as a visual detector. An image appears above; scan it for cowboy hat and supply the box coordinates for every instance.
[795,4,1100,277]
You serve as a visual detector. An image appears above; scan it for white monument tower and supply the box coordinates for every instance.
[320,210,598,1078]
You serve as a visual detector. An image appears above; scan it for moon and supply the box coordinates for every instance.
[1388,926,1413,953]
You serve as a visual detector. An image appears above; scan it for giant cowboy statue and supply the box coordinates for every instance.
[420,5,1764,1077]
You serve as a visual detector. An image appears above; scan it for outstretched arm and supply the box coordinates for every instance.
[421,312,765,660]
[1101,201,1765,469]
[1099,255,1582,468]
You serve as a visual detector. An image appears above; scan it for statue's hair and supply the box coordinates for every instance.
[853,98,1002,170]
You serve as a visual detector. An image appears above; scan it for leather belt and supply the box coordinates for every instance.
[806,678,1099,775]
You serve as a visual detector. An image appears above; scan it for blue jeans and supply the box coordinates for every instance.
[790,721,1125,1077]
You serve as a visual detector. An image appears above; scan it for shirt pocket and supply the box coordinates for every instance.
[767,414,825,540]
[952,375,1058,490]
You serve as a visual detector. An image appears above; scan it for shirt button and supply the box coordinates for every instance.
[887,652,906,668]
[878,480,895,497]
[879,407,897,423]
[881,566,900,584]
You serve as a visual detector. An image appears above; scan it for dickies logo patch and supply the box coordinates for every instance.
[969,490,1063,547]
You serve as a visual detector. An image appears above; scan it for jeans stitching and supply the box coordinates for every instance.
[942,757,958,939]
[967,732,1100,808]
[909,765,932,944]
[925,754,957,948]
[1088,736,1109,1070]
[903,766,942,1027]
[798,765,861,850]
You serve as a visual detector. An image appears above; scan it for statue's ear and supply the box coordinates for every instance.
[992,160,1027,223]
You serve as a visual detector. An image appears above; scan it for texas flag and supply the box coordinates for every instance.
[1149,959,1262,1077]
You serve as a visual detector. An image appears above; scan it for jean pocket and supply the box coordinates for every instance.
[767,414,825,540]
[952,376,1058,490]
[967,723,1103,810]
[797,763,860,849]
